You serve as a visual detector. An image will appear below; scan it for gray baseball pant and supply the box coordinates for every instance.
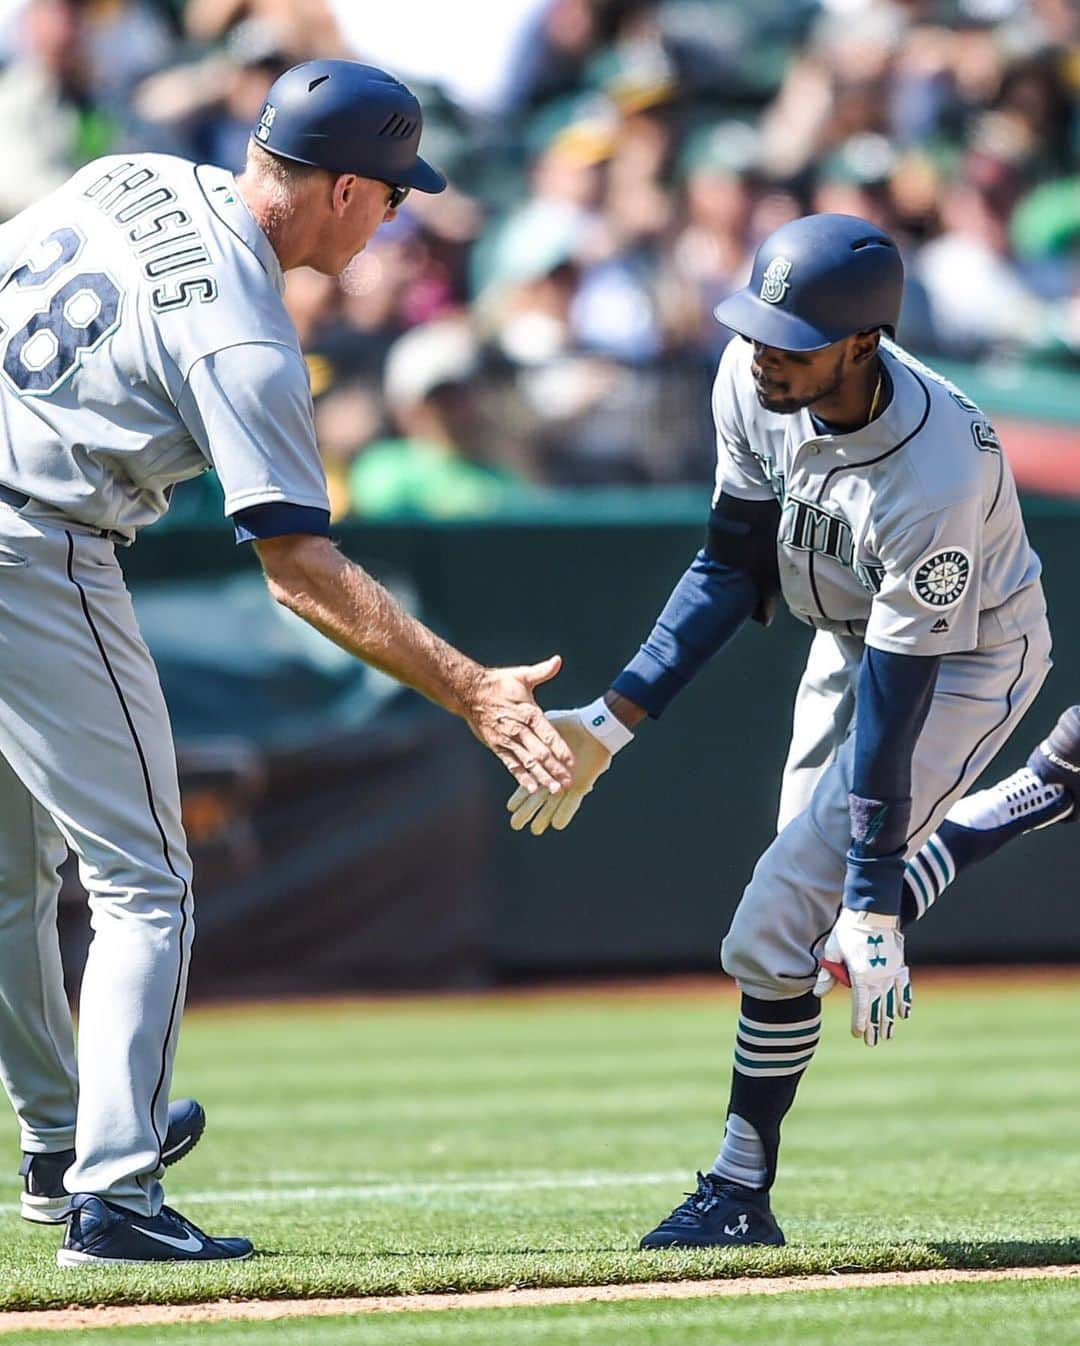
[0,506,193,1215]
[722,620,1052,999]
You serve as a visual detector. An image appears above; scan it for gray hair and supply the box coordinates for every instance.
[245,141,332,198]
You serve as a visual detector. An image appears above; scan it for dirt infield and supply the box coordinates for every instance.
[2,1265,1076,1334]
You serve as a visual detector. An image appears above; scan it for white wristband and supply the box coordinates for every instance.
[578,696,635,754]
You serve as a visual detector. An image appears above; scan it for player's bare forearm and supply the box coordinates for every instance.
[255,534,574,794]
[604,690,648,730]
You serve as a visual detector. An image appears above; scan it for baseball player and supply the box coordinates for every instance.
[508,214,1056,1247]
[0,60,574,1267]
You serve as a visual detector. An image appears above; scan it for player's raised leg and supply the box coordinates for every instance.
[902,705,1079,923]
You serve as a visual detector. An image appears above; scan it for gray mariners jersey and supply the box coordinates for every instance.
[0,154,329,540]
[711,337,1045,655]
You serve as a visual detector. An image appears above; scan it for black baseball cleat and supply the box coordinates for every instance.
[20,1097,207,1225]
[57,1194,253,1266]
[639,1172,785,1249]
[1029,705,1080,810]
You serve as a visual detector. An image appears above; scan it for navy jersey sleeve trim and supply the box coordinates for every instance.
[232,502,331,544]
[610,551,757,718]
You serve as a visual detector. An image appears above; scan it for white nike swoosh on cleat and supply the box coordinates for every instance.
[161,1135,193,1160]
[129,1225,204,1253]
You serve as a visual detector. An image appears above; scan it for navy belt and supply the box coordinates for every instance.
[0,483,29,510]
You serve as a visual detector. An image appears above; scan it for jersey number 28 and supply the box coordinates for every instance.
[0,227,121,396]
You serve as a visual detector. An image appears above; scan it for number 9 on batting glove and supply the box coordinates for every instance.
[507,699,633,836]
[813,908,912,1047]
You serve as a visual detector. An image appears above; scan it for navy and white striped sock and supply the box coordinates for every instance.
[903,831,955,921]
[712,991,821,1191]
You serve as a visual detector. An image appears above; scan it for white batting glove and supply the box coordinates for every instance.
[506,698,633,836]
[814,907,912,1048]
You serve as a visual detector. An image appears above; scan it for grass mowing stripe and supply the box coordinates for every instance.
[2,981,1078,1310]
[2,1172,691,1214]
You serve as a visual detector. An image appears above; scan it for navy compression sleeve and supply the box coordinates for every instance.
[610,552,758,718]
[844,646,941,915]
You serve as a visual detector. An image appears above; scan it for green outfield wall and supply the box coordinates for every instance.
[120,490,1080,973]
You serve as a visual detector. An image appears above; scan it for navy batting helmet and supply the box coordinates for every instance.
[252,60,446,194]
[714,214,903,351]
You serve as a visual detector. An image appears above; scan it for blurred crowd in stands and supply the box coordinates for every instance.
[0,0,1077,513]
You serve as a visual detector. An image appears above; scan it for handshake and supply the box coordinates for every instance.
[505,697,635,835]
[506,694,912,1051]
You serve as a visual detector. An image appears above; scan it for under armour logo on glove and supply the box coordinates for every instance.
[867,934,887,967]
[814,908,912,1047]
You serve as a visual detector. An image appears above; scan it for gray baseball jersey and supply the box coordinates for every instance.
[0,153,329,538]
[708,337,1052,999]
[711,335,1045,657]
[0,155,328,1217]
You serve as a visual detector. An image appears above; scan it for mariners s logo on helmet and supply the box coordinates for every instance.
[911,548,971,609]
[760,256,793,305]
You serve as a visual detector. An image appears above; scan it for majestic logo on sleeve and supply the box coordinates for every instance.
[911,548,971,609]
[760,257,793,305]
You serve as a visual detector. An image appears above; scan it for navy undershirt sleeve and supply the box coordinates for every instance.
[844,646,941,915]
[610,551,758,718]
[232,502,331,544]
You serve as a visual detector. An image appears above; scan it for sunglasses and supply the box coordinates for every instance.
[384,183,411,210]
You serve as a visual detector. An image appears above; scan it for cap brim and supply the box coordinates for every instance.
[713,288,838,352]
[399,155,446,194]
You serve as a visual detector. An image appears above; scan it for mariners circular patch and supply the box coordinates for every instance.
[911,548,971,609]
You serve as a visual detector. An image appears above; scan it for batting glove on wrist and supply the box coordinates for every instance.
[506,699,632,836]
[814,907,912,1047]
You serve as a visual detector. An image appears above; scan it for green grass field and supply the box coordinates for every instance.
[4,1279,1080,1346]
[2,978,1078,1333]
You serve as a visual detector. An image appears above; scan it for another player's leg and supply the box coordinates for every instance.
[639,636,858,1250]
[640,805,840,1249]
[639,988,816,1248]
[901,705,1079,924]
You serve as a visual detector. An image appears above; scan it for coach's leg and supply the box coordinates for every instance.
[0,750,78,1154]
[0,524,194,1217]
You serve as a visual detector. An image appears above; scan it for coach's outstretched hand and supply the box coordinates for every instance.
[507,699,635,835]
[814,907,912,1047]
[464,656,577,797]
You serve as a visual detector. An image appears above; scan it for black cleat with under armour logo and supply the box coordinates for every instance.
[639,1172,785,1249]
[57,1194,253,1266]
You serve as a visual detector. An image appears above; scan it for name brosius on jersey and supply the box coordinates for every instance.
[0,154,329,539]
[711,336,1045,655]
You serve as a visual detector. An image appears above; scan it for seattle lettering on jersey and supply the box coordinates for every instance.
[780,493,886,595]
[82,161,218,313]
